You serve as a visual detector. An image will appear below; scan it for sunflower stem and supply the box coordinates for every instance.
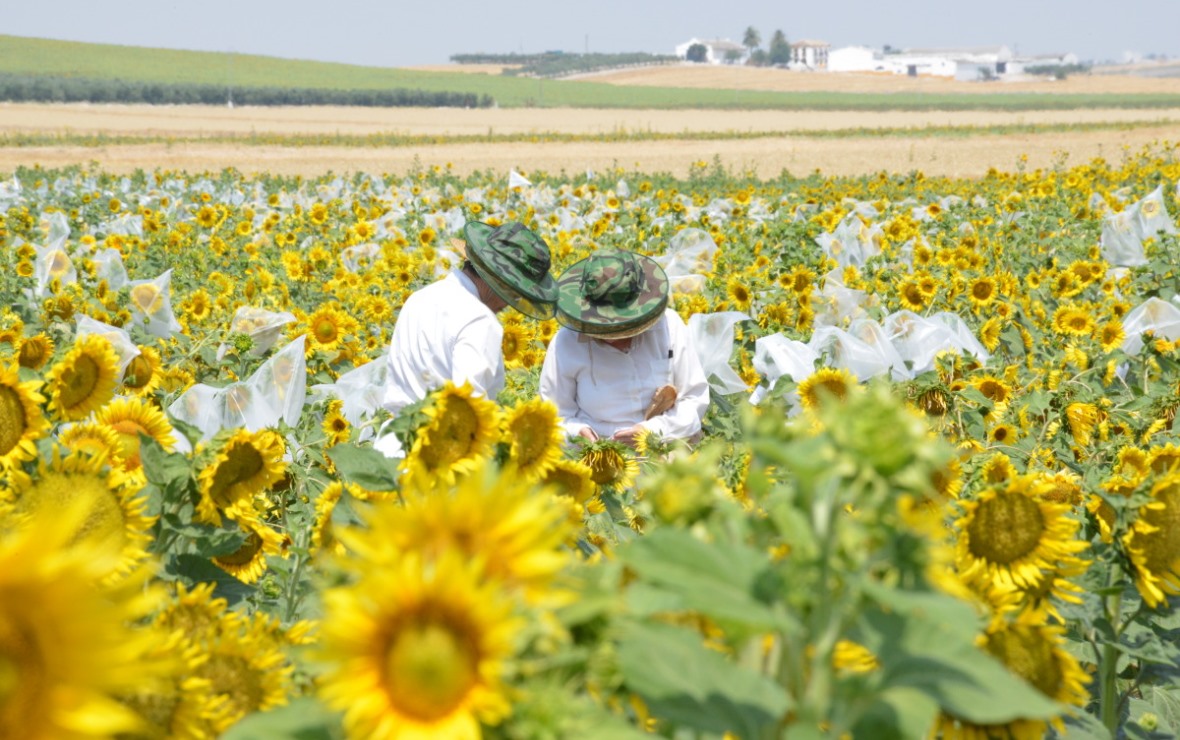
[1099,586,1122,732]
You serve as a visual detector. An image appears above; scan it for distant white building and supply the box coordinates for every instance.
[829,46,882,73]
[674,38,749,65]
[790,39,830,69]
[898,45,1013,79]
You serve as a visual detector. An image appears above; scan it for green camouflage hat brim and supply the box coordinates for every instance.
[464,221,558,319]
[555,251,669,336]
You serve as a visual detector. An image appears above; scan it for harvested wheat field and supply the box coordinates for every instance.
[1,102,1179,138]
[577,64,1180,95]
[1,125,1177,179]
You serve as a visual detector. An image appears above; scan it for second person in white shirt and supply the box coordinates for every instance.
[540,249,710,447]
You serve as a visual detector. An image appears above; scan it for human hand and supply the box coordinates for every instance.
[611,425,644,448]
[578,426,599,442]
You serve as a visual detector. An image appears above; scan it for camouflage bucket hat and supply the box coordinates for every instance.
[555,250,670,337]
[464,221,558,319]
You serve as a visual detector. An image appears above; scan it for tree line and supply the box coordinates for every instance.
[0,74,493,108]
[685,27,793,66]
[451,52,679,78]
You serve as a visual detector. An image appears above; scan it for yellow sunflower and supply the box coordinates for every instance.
[195,616,294,733]
[58,421,124,462]
[8,448,156,578]
[501,322,529,369]
[580,440,640,490]
[311,481,357,558]
[897,279,928,311]
[322,399,351,447]
[0,500,158,737]
[121,346,162,396]
[502,398,563,482]
[797,367,858,411]
[350,460,572,603]
[402,382,501,489]
[304,304,359,355]
[16,333,54,370]
[0,362,49,470]
[94,396,176,472]
[320,552,520,740]
[46,333,120,421]
[1097,321,1125,353]
[1123,472,1180,608]
[955,474,1089,590]
[212,517,288,584]
[1052,305,1095,337]
[938,621,1089,739]
[727,275,753,312]
[1064,402,1100,447]
[967,276,998,308]
[195,429,288,526]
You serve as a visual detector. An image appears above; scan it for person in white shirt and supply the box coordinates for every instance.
[376,221,558,456]
[540,250,709,447]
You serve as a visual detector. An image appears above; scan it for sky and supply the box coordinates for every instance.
[6,0,1179,67]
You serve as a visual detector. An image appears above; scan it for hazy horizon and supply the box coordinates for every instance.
[6,0,1179,70]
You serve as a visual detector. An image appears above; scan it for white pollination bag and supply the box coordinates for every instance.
[128,269,182,338]
[687,311,750,396]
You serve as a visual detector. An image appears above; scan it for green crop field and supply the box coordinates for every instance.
[3,34,1180,110]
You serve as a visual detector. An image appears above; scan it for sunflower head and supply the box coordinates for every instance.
[196,429,287,526]
[46,334,120,421]
[502,398,563,482]
[0,363,49,471]
[797,367,858,411]
[402,382,501,488]
[579,439,639,489]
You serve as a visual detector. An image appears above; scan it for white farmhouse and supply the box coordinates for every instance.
[674,38,749,65]
[789,39,830,69]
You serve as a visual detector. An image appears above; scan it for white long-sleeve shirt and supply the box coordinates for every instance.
[382,270,504,416]
[539,309,710,441]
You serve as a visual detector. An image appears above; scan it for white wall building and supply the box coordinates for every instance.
[674,38,749,65]
[828,46,882,72]
[790,39,830,69]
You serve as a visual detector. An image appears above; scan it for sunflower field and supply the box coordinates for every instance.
[3,144,1180,739]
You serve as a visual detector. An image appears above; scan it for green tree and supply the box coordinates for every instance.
[742,26,761,52]
[768,29,791,66]
[747,48,768,67]
[686,43,708,63]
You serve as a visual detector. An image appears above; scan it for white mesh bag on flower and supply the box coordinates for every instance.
[654,228,717,294]
[33,242,77,297]
[1135,185,1177,238]
[1100,208,1146,267]
[340,243,382,274]
[810,321,908,381]
[167,384,225,441]
[812,270,870,329]
[751,333,819,406]
[687,311,750,396]
[882,311,989,376]
[227,306,296,357]
[930,312,990,362]
[315,357,391,425]
[815,213,882,269]
[75,315,140,378]
[244,336,307,428]
[101,212,144,239]
[40,211,70,251]
[127,269,181,339]
[91,249,129,290]
[1121,298,1180,355]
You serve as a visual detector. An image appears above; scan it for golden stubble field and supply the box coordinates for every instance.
[0,69,1177,177]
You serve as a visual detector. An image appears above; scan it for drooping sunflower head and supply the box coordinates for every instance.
[211,517,287,585]
[1123,472,1180,608]
[94,395,176,472]
[579,440,639,490]
[320,553,520,740]
[954,474,1089,591]
[196,429,287,526]
[58,421,124,462]
[403,382,501,488]
[121,346,162,396]
[539,458,598,505]
[502,398,563,482]
[46,333,120,421]
[16,333,54,370]
[0,362,49,471]
[797,367,858,411]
